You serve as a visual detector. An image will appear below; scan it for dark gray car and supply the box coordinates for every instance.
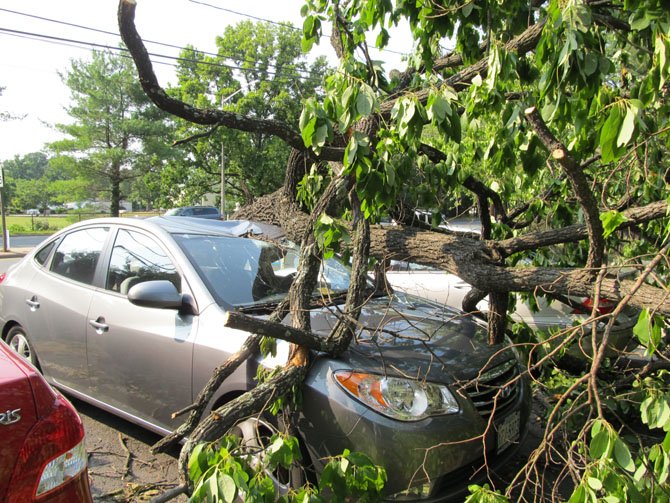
[0,217,530,500]
[164,206,221,219]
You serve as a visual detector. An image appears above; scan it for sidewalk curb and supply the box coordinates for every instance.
[0,248,31,259]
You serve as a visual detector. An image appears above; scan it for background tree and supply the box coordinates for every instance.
[50,49,174,216]
[119,0,670,500]
[154,20,329,211]
[0,152,85,212]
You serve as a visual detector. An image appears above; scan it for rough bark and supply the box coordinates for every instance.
[524,107,605,269]
[176,364,308,487]
[367,225,670,315]
[494,200,669,257]
[326,208,371,355]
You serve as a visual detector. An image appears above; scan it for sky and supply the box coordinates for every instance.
[0,0,410,162]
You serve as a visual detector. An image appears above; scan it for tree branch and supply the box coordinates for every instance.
[495,200,669,257]
[524,106,605,269]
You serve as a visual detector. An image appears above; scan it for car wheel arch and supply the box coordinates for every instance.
[3,322,41,369]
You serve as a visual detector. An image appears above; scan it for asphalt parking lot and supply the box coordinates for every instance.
[71,397,186,502]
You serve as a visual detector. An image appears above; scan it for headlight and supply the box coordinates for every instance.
[333,371,459,421]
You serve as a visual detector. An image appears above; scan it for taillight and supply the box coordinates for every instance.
[572,297,616,315]
[0,272,6,284]
[35,441,88,496]
[7,395,88,502]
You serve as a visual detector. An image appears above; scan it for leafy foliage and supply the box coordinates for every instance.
[161,21,330,211]
[295,0,670,500]
[49,50,174,215]
[188,435,386,503]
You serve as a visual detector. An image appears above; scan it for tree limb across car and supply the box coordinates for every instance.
[117,0,670,500]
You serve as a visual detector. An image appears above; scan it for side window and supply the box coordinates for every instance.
[34,241,56,266]
[106,229,181,295]
[50,228,109,285]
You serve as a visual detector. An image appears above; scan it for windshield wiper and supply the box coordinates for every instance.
[311,286,386,307]
[236,300,282,314]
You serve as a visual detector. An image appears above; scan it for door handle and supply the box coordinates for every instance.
[25,297,40,311]
[89,317,109,335]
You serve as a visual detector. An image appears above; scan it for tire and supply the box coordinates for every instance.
[6,325,39,368]
[228,417,306,494]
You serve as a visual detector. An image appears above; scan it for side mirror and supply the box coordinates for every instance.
[127,280,183,310]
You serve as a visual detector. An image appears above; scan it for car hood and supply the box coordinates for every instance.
[305,292,513,385]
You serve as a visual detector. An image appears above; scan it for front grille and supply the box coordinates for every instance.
[461,359,520,418]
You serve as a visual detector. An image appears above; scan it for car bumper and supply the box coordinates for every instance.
[297,360,532,501]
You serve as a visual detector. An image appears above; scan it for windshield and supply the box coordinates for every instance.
[173,233,354,308]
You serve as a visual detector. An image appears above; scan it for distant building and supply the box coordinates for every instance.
[64,200,132,212]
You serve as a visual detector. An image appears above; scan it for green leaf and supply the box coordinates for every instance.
[600,105,624,163]
[590,429,611,459]
[343,136,358,168]
[600,210,628,238]
[313,123,329,148]
[583,52,598,76]
[614,439,635,472]
[188,444,207,484]
[218,473,237,503]
[633,309,662,355]
[342,85,355,109]
[462,2,474,17]
[587,477,602,491]
[641,395,670,430]
[356,86,374,116]
[318,214,334,225]
[616,107,636,147]
[301,116,317,148]
[427,93,449,123]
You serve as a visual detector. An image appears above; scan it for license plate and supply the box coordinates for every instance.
[495,411,521,453]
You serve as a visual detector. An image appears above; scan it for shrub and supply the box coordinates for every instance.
[33,220,50,231]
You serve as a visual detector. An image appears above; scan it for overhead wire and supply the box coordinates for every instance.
[0,29,178,69]
[187,0,411,57]
[0,27,324,86]
[0,7,323,79]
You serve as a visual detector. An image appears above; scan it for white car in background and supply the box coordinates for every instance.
[385,260,638,359]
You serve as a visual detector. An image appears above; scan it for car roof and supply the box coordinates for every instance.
[149,216,286,239]
[57,216,286,241]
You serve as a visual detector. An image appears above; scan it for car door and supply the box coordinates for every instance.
[25,227,110,390]
[86,228,196,432]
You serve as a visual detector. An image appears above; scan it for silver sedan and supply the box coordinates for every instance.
[0,217,530,500]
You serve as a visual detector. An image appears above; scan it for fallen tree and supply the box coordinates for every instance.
[118,0,670,500]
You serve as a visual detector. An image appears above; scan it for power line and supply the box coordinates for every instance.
[188,0,410,57]
[1,29,178,69]
[0,7,320,79]
[188,0,300,31]
[0,27,323,85]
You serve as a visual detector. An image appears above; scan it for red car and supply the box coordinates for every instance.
[0,341,92,502]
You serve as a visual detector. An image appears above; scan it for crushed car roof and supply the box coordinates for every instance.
[148,216,286,240]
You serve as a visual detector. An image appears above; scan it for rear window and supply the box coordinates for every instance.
[50,227,109,285]
[34,241,56,266]
[194,207,218,216]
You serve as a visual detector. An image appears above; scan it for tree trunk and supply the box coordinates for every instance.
[110,161,121,217]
